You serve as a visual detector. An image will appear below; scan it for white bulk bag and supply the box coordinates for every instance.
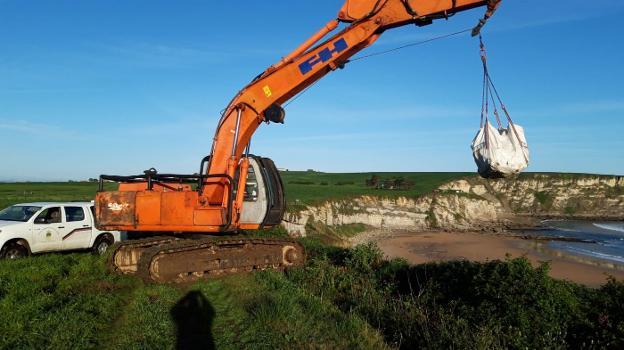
[471,121,529,178]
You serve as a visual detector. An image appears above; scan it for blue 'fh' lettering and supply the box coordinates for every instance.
[298,38,349,75]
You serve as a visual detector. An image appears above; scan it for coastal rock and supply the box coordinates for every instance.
[282,174,624,237]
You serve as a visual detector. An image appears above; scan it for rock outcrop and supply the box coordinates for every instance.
[283,174,624,236]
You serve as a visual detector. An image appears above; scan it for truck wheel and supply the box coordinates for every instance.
[93,235,113,255]
[1,242,29,259]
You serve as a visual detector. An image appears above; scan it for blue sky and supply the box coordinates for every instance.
[1,0,623,181]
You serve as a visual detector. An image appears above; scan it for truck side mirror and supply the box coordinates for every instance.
[34,217,47,224]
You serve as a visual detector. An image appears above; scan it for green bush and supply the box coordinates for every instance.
[287,243,624,349]
[606,185,624,197]
[534,191,553,207]
[2,240,624,349]
[288,180,315,185]
[345,243,384,273]
[570,277,624,348]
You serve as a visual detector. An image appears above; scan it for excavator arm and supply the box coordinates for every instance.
[205,0,500,227]
[211,0,501,175]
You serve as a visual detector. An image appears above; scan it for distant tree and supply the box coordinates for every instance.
[382,179,395,190]
[366,174,380,187]
[403,178,415,190]
[393,177,405,189]
[388,177,414,190]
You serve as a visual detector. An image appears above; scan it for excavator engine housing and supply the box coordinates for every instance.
[96,156,285,232]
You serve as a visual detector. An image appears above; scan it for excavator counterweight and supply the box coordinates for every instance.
[97,0,502,283]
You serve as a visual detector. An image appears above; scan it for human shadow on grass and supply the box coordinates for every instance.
[171,290,216,350]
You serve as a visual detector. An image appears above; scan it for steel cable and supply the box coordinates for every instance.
[348,27,472,62]
[285,27,473,107]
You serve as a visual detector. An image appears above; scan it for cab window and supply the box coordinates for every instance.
[244,167,259,202]
[35,207,62,224]
[65,206,85,222]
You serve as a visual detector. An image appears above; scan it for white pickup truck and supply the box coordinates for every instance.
[0,202,122,259]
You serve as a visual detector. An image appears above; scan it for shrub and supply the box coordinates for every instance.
[287,243,624,349]
[606,185,624,197]
[534,191,552,207]
[345,243,384,273]
[570,277,624,348]
[288,181,315,185]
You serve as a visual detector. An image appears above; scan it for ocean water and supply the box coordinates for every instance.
[532,220,624,265]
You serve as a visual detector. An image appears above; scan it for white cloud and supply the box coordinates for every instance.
[0,119,58,134]
[289,104,474,122]
[517,100,624,119]
[491,15,588,32]
[0,118,86,140]
[82,41,281,69]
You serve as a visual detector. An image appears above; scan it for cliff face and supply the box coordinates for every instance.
[483,175,624,217]
[283,175,624,236]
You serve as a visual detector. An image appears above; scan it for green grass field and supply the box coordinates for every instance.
[0,171,469,211]
[0,248,386,349]
[3,171,611,211]
[282,171,471,206]
[1,175,624,349]
[1,241,623,349]
[0,182,116,210]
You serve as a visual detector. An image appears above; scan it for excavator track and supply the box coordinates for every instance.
[137,237,305,283]
[109,236,305,283]
[108,235,185,274]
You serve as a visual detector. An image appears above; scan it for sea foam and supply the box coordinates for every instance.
[593,223,624,234]
[565,245,624,264]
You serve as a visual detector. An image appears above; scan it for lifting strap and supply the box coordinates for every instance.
[479,36,528,162]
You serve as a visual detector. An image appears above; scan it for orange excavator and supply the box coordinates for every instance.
[96,0,502,283]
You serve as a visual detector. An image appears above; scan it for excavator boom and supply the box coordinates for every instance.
[96,0,502,282]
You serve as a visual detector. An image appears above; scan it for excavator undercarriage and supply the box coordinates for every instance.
[109,235,305,283]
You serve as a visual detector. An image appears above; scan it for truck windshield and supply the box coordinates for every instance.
[0,206,42,222]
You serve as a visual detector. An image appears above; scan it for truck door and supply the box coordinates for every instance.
[32,207,62,252]
[61,206,92,250]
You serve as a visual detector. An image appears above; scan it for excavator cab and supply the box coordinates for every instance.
[193,154,286,229]
[239,156,285,228]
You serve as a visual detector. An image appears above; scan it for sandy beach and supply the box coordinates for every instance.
[371,231,624,287]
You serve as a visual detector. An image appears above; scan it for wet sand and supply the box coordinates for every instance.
[376,232,624,287]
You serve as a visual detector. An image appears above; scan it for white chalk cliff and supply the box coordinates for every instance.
[283,175,624,236]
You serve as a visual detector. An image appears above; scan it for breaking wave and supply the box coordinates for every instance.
[593,223,624,233]
[564,245,624,264]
